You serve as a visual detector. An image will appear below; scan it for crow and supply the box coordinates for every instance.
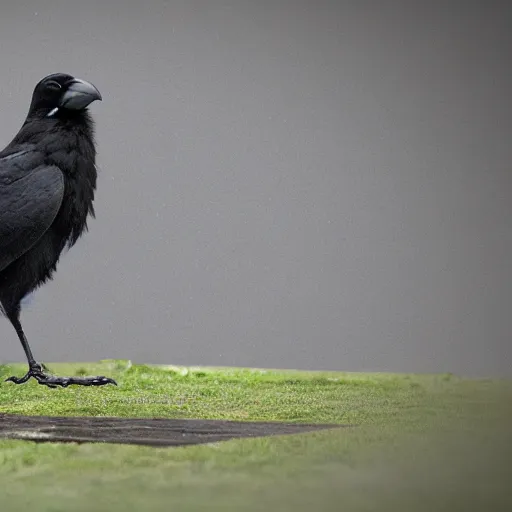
[0,73,116,388]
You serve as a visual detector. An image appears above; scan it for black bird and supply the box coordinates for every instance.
[0,73,116,388]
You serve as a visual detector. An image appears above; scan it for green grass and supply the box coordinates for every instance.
[0,360,511,511]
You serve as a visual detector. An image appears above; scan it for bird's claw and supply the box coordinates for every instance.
[5,362,117,388]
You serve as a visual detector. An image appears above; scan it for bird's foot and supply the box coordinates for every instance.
[5,362,117,388]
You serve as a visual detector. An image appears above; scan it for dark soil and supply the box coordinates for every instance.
[0,413,347,447]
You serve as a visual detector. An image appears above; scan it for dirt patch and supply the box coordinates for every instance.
[0,413,348,447]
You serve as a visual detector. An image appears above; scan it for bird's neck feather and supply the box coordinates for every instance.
[12,110,96,160]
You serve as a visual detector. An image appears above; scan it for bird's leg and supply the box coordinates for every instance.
[4,310,117,388]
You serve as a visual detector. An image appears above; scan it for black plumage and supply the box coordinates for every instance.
[0,73,116,387]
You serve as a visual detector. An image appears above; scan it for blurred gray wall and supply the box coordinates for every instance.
[0,0,510,377]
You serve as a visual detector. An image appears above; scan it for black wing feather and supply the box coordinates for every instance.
[0,161,64,272]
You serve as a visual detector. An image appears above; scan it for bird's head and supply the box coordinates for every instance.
[28,73,102,118]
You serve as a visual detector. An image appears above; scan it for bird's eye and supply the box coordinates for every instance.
[45,80,62,91]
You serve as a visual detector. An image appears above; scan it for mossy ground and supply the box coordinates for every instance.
[0,361,511,511]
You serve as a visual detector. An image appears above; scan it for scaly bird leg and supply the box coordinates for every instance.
[4,309,117,389]
[5,362,117,388]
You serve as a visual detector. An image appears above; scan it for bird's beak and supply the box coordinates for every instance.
[59,78,102,110]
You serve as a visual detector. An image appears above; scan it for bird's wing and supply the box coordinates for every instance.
[0,160,64,272]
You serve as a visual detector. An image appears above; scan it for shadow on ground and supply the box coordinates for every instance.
[0,414,346,447]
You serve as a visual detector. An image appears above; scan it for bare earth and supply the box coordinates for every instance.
[0,414,345,447]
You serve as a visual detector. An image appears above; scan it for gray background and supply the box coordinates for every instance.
[0,0,510,377]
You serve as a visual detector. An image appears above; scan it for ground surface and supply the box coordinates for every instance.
[0,414,341,446]
[0,361,511,511]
